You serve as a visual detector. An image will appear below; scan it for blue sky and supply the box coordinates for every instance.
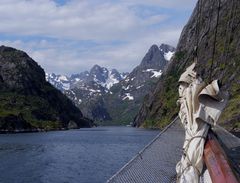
[0,0,197,75]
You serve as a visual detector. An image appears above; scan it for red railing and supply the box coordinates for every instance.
[203,131,239,183]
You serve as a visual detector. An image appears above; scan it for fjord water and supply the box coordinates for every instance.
[0,127,158,183]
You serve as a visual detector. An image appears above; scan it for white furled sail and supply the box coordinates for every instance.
[176,63,228,183]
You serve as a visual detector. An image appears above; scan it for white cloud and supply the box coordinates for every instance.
[0,27,182,74]
[121,0,197,10]
[0,0,170,41]
[0,0,197,74]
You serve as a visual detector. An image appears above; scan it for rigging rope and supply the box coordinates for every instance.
[193,0,202,63]
[222,0,235,63]
[209,0,221,82]
[198,0,215,46]
[177,0,203,74]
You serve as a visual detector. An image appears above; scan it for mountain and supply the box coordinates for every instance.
[46,43,175,125]
[67,66,128,121]
[46,73,71,91]
[71,65,128,91]
[103,44,175,125]
[46,65,127,121]
[134,0,240,131]
[0,46,93,132]
[46,66,127,92]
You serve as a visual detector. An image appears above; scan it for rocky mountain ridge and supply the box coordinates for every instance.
[46,66,128,92]
[0,46,93,132]
[47,43,175,124]
[46,65,128,121]
[102,44,175,124]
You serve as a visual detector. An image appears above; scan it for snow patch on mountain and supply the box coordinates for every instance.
[105,70,121,89]
[122,85,130,90]
[121,73,128,79]
[89,89,101,93]
[125,77,130,82]
[136,85,144,89]
[46,73,71,91]
[164,51,174,61]
[151,70,162,78]
[143,69,162,78]
[62,83,70,90]
[58,75,68,81]
[123,93,134,100]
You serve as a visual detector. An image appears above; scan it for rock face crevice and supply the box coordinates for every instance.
[134,0,240,131]
[0,46,93,132]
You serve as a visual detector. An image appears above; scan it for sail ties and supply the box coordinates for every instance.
[176,63,228,183]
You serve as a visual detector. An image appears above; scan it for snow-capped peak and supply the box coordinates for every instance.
[105,70,121,89]
[164,51,174,61]
[46,66,128,93]
[46,73,70,91]
[159,43,176,61]
[58,75,68,81]
[88,65,126,90]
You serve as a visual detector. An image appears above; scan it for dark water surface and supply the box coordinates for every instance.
[0,127,159,183]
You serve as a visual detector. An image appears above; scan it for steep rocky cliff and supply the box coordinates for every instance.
[0,46,93,132]
[134,0,240,131]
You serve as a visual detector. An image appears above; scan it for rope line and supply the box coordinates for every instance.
[198,0,215,47]
[209,0,221,82]
[194,0,202,62]
[222,0,235,64]
[176,135,207,181]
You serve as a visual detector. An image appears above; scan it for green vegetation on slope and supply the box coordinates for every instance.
[140,52,185,129]
[0,46,92,131]
[135,0,240,131]
[0,92,62,130]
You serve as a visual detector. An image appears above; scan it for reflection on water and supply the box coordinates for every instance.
[0,127,158,183]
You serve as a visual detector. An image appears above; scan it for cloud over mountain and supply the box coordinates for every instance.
[0,0,197,74]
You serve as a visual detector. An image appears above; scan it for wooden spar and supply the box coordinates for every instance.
[203,131,239,183]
